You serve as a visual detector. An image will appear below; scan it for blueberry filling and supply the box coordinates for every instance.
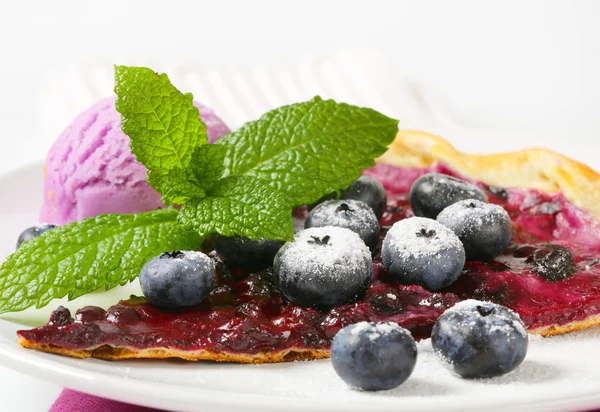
[18,167,600,358]
[530,244,577,281]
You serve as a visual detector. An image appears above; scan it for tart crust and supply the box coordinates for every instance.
[17,337,329,363]
[529,313,600,337]
[17,130,600,362]
[380,130,600,221]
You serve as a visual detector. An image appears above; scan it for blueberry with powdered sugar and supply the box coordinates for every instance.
[437,199,513,261]
[272,227,372,307]
[305,199,380,252]
[381,217,465,290]
[331,321,417,391]
[308,176,387,219]
[340,176,388,219]
[140,251,216,308]
[410,173,488,219]
[431,300,528,379]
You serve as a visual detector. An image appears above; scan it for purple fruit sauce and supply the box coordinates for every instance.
[18,163,600,356]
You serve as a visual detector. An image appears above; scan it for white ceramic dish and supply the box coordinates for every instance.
[3,160,600,412]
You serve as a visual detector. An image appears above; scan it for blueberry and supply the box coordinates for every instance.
[431,300,528,379]
[530,244,576,281]
[410,173,487,219]
[308,176,387,219]
[341,176,387,219]
[437,199,513,261]
[381,217,465,290]
[305,199,380,252]
[331,321,417,391]
[139,250,216,308]
[307,192,338,211]
[212,235,284,272]
[16,224,57,249]
[272,227,372,307]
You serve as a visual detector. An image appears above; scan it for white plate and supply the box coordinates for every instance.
[3,159,600,412]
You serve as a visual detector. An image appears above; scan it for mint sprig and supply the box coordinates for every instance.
[0,65,399,314]
[217,96,399,206]
[0,209,202,314]
[115,69,397,239]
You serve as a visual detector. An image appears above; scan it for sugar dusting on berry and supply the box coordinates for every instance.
[306,199,380,250]
[171,250,215,273]
[277,227,372,284]
[384,217,464,261]
[446,299,528,340]
[310,199,378,230]
[348,321,407,342]
[437,199,510,235]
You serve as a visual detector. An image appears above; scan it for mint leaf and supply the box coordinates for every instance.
[147,145,228,205]
[147,168,205,205]
[188,144,227,189]
[114,65,207,170]
[0,208,203,314]
[178,176,294,241]
[216,96,398,206]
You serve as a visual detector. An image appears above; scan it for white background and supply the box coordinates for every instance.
[1,0,599,147]
[0,0,599,410]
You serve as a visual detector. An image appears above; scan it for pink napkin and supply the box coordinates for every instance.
[50,388,600,411]
[50,389,168,412]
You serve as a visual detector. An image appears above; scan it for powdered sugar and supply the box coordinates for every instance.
[163,250,215,273]
[437,199,510,236]
[172,250,210,262]
[306,199,380,250]
[348,321,406,341]
[309,199,377,229]
[384,217,464,261]
[277,227,372,280]
[273,227,373,306]
[444,299,528,340]
[203,327,600,411]
[381,217,466,290]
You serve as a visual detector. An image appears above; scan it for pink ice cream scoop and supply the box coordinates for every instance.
[40,96,231,225]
